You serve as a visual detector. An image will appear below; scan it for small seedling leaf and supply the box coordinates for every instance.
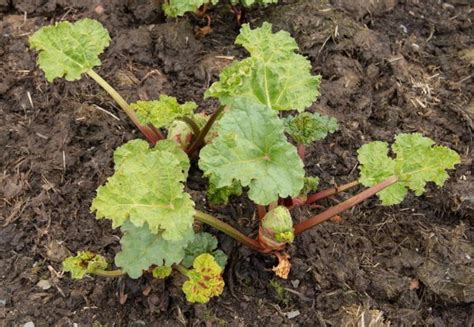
[199,98,305,205]
[152,265,173,279]
[182,232,228,269]
[63,251,108,279]
[29,19,110,82]
[182,253,225,303]
[358,133,460,205]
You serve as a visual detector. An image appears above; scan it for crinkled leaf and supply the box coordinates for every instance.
[91,139,195,240]
[163,0,219,17]
[115,222,193,279]
[199,98,305,205]
[358,133,460,205]
[131,95,197,128]
[182,232,227,269]
[284,112,338,145]
[205,23,320,112]
[207,178,243,206]
[29,18,110,82]
[301,176,320,196]
[182,253,224,303]
[63,251,108,279]
[152,265,173,279]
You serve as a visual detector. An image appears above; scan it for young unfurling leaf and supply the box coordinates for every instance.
[284,112,338,145]
[199,98,305,205]
[259,206,294,250]
[358,133,460,205]
[29,19,110,82]
[130,95,197,129]
[115,222,193,278]
[182,232,228,269]
[205,23,320,112]
[91,139,195,240]
[182,253,225,303]
[63,251,108,279]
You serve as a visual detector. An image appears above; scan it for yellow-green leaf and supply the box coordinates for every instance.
[91,139,195,240]
[63,251,108,279]
[358,133,460,205]
[29,19,110,82]
[182,253,224,303]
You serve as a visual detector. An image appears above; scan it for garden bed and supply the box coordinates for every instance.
[0,0,472,325]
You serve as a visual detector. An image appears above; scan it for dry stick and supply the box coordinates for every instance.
[294,176,398,235]
[187,105,225,155]
[194,210,268,252]
[305,180,360,205]
[86,70,161,144]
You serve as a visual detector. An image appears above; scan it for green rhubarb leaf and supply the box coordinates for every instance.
[358,133,460,205]
[182,232,228,269]
[163,0,219,17]
[182,253,225,303]
[199,98,305,205]
[115,222,193,279]
[152,265,173,279]
[284,112,338,145]
[29,18,110,82]
[63,251,108,279]
[91,139,195,240]
[205,22,320,112]
[130,95,197,128]
[207,178,243,206]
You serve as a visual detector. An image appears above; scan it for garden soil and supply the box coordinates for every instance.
[1,0,473,325]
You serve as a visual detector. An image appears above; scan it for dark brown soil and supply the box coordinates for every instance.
[1,0,473,325]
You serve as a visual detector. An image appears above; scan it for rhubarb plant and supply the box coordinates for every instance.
[30,19,461,304]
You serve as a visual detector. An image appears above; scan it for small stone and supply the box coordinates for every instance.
[23,322,35,327]
[286,310,300,319]
[36,279,52,290]
[291,279,300,288]
[0,299,6,307]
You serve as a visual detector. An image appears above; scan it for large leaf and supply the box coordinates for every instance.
[115,222,193,279]
[205,23,320,112]
[358,133,460,205]
[284,112,338,145]
[91,139,195,240]
[199,98,305,205]
[130,95,197,128]
[163,0,219,17]
[29,18,110,82]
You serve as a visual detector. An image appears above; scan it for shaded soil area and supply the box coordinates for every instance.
[1,0,473,325]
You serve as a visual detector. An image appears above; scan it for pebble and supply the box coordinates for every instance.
[23,322,35,327]
[36,279,52,290]
[286,310,301,319]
